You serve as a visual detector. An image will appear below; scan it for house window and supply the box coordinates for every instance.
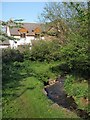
[35,33,40,38]
[20,33,26,38]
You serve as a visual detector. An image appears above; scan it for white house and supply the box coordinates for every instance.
[5,23,44,49]
[0,40,10,49]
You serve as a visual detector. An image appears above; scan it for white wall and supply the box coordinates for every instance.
[6,26,11,36]
[9,36,35,49]
[6,26,44,49]
[0,45,9,49]
[9,35,44,49]
[14,36,20,39]
[6,27,35,49]
[41,37,45,40]
[9,40,16,49]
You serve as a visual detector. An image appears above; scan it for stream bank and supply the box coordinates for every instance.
[44,76,90,120]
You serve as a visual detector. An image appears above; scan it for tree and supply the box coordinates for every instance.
[39,2,89,78]
[63,2,88,39]
[40,2,88,40]
[0,19,23,42]
[39,2,69,43]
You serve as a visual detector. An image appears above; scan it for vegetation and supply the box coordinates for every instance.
[64,75,88,99]
[2,1,90,119]
[0,19,23,42]
[29,40,61,62]
[3,59,79,118]
[2,49,24,63]
[64,75,89,112]
[2,46,89,118]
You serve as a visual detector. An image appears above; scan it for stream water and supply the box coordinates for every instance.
[44,76,90,120]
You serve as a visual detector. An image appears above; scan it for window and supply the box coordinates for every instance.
[20,33,26,38]
[35,33,40,38]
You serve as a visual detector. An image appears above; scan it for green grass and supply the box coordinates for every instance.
[24,60,60,77]
[64,75,89,112]
[2,77,78,118]
[2,61,79,118]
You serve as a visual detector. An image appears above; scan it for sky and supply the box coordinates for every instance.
[1,2,46,23]
[0,0,87,22]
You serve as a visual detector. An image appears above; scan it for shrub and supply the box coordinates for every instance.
[2,48,24,63]
[30,40,61,62]
[60,33,89,77]
[29,33,89,78]
[64,75,88,98]
[64,75,75,90]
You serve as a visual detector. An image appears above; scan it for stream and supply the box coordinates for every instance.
[44,76,90,120]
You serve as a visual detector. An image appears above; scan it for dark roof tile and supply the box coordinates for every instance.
[10,23,42,36]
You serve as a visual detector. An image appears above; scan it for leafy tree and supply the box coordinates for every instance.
[39,2,69,43]
[63,2,88,38]
[38,2,89,78]
[0,19,23,42]
[40,2,88,39]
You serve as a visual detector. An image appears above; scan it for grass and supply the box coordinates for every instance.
[2,60,80,118]
[64,75,89,112]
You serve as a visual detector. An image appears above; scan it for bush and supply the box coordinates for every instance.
[30,40,61,62]
[24,61,55,82]
[60,33,89,77]
[2,48,24,63]
[29,34,89,78]
[64,75,88,98]
[64,75,75,90]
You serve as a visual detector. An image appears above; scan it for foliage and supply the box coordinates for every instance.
[2,3,90,118]
[63,2,88,38]
[30,40,61,62]
[64,75,88,98]
[0,29,16,42]
[20,60,57,82]
[2,59,88,118]
[3,71,78,118]
[2,49,24,63]
[39,2,69,42]
[2,2,90,118]
[60,33,89,77]
[0,19,23,42]
[27,31,89,78]
[37,2,89,78]
[2,19,23,29]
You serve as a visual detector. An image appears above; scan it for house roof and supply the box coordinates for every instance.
[10,23,42,36]
[0,40,10,45]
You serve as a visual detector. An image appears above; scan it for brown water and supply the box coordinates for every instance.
[44,76,90,120]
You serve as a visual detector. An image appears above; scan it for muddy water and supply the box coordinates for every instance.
[44,76,90,120]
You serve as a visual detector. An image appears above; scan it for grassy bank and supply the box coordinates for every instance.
[64,75,89,113]
[2,60,80,118]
